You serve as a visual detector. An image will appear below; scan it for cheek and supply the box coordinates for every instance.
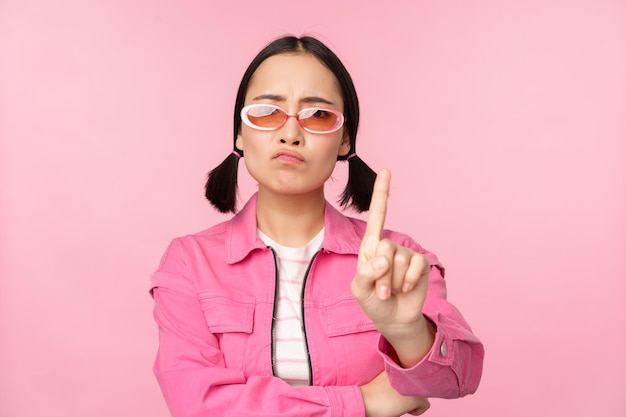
[238,129,265,153]
[320,134,345,158]
[313,140,343,171]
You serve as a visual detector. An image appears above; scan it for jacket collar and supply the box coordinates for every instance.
[225,193,364,264]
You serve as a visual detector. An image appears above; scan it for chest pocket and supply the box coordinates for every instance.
[199,290,256,371]
[322,294,376,336]
[320,295,381,384]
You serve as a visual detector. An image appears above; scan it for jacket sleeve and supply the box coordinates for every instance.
[376,236,485,399]
[150,241,365,417]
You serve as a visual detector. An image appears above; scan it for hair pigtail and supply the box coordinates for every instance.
[205,151,241,213]
[339,155,376,212]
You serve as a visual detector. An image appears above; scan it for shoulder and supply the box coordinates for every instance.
[342,214,443,270]
[385,228,444,274]
[158,218,234,265]
[151,218,236,290]
[337,213,421,250]
[169,193,258,247]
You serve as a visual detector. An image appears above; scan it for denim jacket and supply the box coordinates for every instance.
[150,194,484,417]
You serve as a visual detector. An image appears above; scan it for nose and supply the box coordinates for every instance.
[278,114,304,146]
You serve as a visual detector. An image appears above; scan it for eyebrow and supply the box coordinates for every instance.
[251,94,335,106]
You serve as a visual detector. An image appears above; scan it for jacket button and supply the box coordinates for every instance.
[440,342,447,357]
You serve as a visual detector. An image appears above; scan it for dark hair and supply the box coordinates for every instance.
[205,35,376,213]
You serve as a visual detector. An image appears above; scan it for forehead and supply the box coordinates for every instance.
[246,53,343,104]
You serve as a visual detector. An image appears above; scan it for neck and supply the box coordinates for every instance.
[256,188,326,247]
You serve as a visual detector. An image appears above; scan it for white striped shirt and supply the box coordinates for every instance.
[258,228,324,387]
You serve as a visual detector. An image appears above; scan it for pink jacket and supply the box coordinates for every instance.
[150,194,484,417]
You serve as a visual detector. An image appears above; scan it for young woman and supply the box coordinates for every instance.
[150,35,484,417]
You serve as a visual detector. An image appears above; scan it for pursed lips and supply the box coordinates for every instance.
[272,149,305,163]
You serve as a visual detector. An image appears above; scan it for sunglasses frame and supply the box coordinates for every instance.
[240,104,345,134]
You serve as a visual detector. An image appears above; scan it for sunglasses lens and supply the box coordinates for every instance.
[246,106,286,129]
[242,105,343,133]
[298,109,341,132]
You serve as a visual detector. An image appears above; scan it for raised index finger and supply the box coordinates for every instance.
[364,168,391,241]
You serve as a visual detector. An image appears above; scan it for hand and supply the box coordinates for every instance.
[360,371,430,417]
[351,169,434,366]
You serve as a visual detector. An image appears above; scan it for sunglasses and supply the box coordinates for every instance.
[240,104,345,134]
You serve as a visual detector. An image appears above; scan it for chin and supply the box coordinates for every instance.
[271,182,325,197]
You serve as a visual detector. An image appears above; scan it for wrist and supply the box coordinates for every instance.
[381,315,435,368]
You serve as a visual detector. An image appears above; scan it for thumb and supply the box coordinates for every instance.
[351,255,389,299]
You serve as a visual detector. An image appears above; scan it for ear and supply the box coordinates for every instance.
[337,130,351,157]
[235,130,243,151]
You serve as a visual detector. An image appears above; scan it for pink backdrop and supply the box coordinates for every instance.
[1,1,625,416]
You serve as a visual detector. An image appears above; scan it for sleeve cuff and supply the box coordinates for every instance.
[324,385,365,417]
[377,311,454,375]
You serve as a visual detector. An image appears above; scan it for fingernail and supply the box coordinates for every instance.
[402,282,412,293]
[378,286,390,299]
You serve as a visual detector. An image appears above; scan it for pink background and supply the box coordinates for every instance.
[1,0,625,416]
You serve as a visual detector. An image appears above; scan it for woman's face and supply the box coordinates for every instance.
[236,53,350,198]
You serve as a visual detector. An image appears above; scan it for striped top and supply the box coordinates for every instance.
[258,228,324,387]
